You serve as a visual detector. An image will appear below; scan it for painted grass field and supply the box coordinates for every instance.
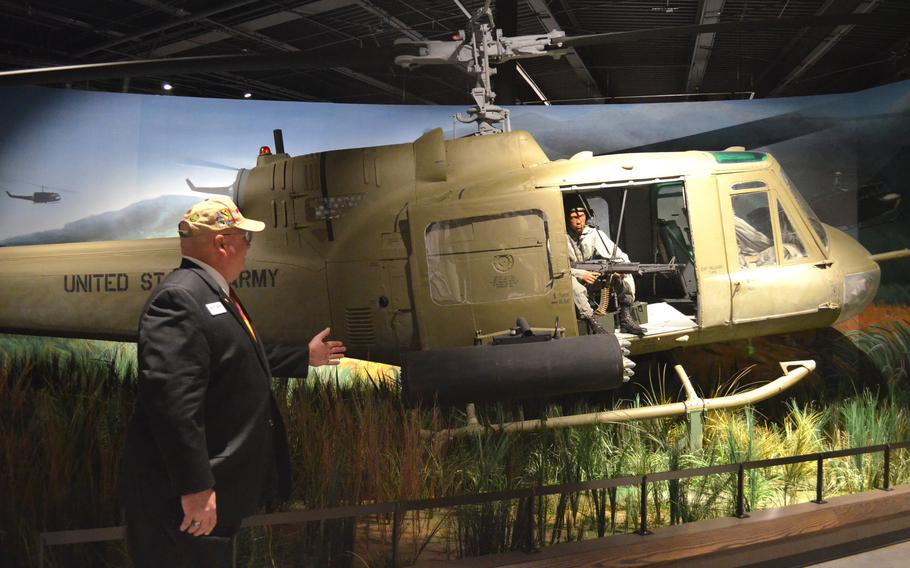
[2,315,910,566]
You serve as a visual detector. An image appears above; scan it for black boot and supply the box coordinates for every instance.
[618,294,646,336]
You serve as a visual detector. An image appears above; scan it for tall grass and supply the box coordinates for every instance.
[2,320,910,565]
[845,321,910,403]
[0,337,136,567]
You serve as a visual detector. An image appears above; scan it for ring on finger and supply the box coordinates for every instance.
[190,520,201,529]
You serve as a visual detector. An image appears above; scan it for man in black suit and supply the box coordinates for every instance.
[122,196,345,567]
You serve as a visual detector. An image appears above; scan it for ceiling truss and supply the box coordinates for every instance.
[0,0,906,105]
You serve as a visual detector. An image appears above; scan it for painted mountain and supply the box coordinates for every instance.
[0,195,198,246]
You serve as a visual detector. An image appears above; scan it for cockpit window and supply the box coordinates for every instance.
[779,169,829,250]
[778,202,808,261]
[732,192,777,269]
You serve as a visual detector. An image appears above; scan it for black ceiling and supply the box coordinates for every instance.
[1,0,909,106]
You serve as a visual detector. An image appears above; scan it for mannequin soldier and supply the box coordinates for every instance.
[566,203,646,336]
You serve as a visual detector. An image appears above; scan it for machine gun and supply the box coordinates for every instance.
[572,260,681,277]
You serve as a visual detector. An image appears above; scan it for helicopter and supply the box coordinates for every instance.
[5,190,62,203]
[0,3,906,434]
[0,125,902,426]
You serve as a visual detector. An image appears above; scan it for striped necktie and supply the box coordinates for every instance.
[229,289,257,341]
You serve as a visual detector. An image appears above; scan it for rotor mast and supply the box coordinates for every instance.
[456,5,508,135]
[394,2,567,135]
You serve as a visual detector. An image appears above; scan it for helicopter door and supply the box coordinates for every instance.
[407,191,570,350]
[720,175,838,328]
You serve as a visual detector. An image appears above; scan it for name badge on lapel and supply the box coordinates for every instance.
[206,301,227,316]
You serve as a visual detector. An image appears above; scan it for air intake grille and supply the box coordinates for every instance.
[344,307,375,345]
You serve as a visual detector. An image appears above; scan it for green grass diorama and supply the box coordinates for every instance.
[2,321,910,567]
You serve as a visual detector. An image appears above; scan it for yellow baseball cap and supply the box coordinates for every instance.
[178,196,265,237]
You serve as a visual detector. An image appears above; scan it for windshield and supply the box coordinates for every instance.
[779,168,829,250]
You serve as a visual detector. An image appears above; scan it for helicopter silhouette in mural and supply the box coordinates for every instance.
[0,5,906,435]
[5,190,62,203]
[6,191,62,203]
[3,180,73,204]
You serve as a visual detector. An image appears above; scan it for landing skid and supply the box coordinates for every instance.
[425,360,815,441]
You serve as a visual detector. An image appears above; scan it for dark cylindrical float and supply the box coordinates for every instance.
[402,334,625,406]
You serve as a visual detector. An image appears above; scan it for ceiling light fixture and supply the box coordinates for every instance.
[162,82,173,91]
[243,92,252,98]
[652,0,680,13]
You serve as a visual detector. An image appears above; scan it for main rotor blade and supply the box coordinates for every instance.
[180,159,241,172]
[0,48,394,87]
[556,13,888,50]
[0,13,891,87]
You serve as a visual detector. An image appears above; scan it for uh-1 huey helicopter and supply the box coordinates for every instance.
[0,3,907,436]
[5,190,62,203]
[3,180,70,204]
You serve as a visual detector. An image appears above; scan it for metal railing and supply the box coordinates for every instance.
[35,440,910,567]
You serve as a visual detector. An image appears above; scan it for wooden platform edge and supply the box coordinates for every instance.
[409,485,910,567]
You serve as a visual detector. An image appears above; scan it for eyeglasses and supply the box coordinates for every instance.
[222,231,253,244]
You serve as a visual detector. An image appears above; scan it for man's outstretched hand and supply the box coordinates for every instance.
[309,327,346,366]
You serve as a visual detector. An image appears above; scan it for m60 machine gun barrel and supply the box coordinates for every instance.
[572,260,681,276]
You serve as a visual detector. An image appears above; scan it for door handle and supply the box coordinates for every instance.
[814,260,833,269]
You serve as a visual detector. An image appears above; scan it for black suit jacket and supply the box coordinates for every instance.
[122,259,309,525]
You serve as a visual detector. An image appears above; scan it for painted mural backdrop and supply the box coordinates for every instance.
[2,82,910,568]
[1,82,908,308]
